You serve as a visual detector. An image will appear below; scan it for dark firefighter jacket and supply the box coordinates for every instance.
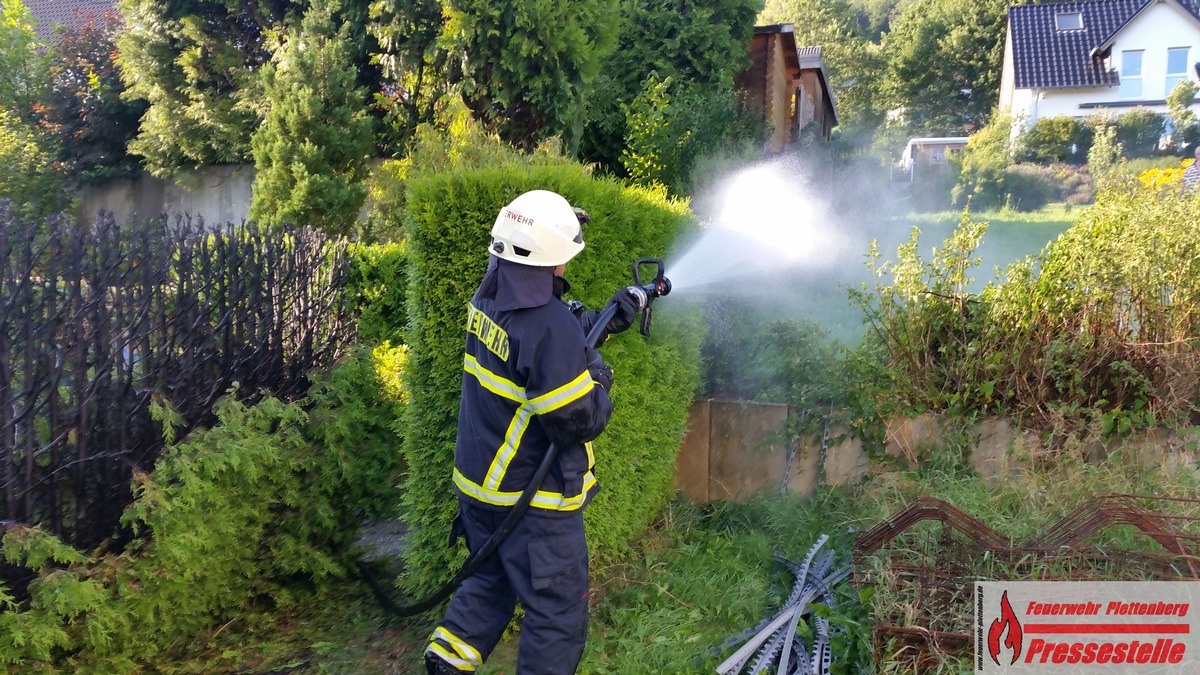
[452,257,613,514]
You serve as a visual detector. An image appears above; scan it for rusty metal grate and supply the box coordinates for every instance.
[853,494,1200,670]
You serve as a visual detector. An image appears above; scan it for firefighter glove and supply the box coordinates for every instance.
[606,287,641,335]
[587,350,613,391]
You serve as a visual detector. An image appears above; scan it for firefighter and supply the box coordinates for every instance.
[425,190,641,674]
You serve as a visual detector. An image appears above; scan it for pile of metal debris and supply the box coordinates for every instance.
[854,493,1200,669]
[714,535,851,675]
[711,493,1200,672]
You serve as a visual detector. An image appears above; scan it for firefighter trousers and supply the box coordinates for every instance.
[426,498,589,674]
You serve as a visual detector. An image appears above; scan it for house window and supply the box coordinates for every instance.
[1166,47,1190,94]
[930,149,946,164]
[1055,12,1083,30]
[1120,50,1143,99]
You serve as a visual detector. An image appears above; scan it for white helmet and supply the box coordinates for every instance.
[489,190,585,267]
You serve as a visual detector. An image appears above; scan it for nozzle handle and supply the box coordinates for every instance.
[632,257,666,290]
[640,303,653,336]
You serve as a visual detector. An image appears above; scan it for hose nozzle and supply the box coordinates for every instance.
[631,258,671,335]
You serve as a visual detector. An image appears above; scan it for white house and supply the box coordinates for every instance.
[999,0,1200,132]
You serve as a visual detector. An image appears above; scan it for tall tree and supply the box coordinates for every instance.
[0,0,49,120]
[367,0,450,153]
[116,0,379,177]
[881,0,1008,135]
[41,12,146,180]
[249,0,375,234]
[440,0,620,150]
[580,0,759,172]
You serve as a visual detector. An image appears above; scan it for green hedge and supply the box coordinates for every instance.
[400,162,703,593]
[347,242,409,345]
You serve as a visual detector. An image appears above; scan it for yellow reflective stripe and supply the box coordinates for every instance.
[427,643,477,671]
[585,441,595,470]
[453,468,596,512]
[433,627,482,665]
[528,370,594,414]
[464,355,525,402]
[482,406,533,490]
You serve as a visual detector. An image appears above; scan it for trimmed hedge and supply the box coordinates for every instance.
[347,242,409,345]
[400,162,703,593]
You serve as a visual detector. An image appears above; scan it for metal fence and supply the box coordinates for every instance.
[0,204,353,549]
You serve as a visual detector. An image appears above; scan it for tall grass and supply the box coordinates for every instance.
[551,451,1199,674]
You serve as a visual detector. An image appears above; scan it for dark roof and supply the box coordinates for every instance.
[754,23,795,36]
[25,0,117,40]
[1008,0,1200,89]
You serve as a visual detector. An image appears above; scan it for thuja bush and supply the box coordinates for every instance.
[400,161,702,594]
[0,351,407,670]
[0,396,324,669]
[347,242,409,345]
[854,178,1200,440]
[361,102,570,241]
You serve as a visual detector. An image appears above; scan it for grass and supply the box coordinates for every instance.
[894,202,1075,286]
[763,201,1078,345]
[170,441,1199,674]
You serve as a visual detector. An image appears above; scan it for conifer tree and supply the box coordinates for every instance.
[249,0,375,235]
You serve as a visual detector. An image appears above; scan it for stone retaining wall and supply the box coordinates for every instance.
[673,399,1199,502]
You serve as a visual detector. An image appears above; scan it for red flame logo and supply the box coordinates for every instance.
[988,590,1023,666]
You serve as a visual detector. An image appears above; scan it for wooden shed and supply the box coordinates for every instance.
[734,24,839,152]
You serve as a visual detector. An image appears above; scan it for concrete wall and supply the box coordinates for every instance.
[77,165,256,227]
[673,400,1199,502]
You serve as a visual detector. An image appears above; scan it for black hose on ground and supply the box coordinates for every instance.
[359,302,620,617]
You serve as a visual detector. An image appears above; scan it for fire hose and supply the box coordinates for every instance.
[360,258,671,617]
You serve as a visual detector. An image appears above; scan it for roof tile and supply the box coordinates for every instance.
[25,0,118,40]
[1009,0,1200,89]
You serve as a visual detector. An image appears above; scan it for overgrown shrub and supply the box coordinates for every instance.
[1166,80,1198,150]
[621,74,763,195]
[1001,164,1056,211]
[399,161,703,594]
[0,109,70,218]
[1018,116,1089,164]
[995,177,1200,430]
[1115,108,1165,159]
[951,113,1011,209]
[2,396,331,669]
[851,213,1000,421]
[901,162,958,212]
[1088,121,1122,188]
[854,177,1200,439]
[306,345,409,521]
